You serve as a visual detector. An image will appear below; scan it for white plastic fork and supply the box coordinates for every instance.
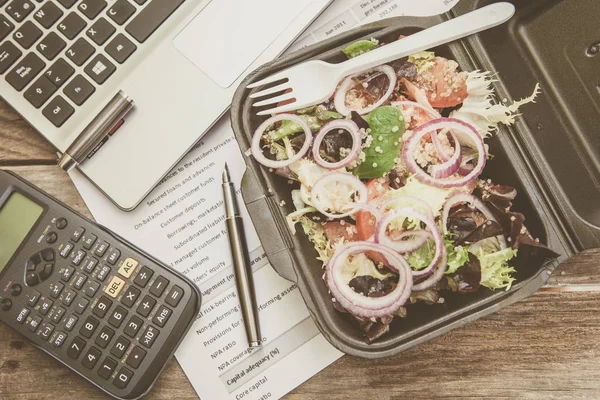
[248,2,515,116]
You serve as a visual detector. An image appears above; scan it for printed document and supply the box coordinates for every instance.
[71,1,459,399]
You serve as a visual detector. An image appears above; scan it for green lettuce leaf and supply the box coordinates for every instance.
[342,39,377,58]
[445,239,469,274]
[408,51,435,73]
[406,236,469,273]
[475,247,518,290]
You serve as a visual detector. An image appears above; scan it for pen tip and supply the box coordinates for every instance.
[222,163,230,183]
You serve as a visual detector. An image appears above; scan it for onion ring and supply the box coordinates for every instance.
[311,172,368,219]
[334,65,397,116]
[312,120,362,170]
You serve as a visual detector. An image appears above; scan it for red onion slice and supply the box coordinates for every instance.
[441,193,507,249]
[312,120,362,170]
[430,130,462,179]
[380,196,433,219]
[251,114,312,169]
[391,100,440,120]
[325,242,412,318]
[311,172,368,219]
[402,118,486,188]
[334,65,397,116]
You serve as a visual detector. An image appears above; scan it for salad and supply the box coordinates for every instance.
[249,36,557,343]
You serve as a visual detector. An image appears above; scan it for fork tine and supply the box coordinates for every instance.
[249,83,291,99]
[246,71,288,89]
[257,102,304,116]
[252,92,296,108]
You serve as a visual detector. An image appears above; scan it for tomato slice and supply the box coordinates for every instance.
[356,179,390,265]
[323,221,359,243]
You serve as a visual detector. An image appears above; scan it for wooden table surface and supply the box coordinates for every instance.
[1,98,600,400]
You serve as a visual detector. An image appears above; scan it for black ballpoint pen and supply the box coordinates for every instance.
[222,163,262,348]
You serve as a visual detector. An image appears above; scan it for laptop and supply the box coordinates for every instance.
[0,0,332,210]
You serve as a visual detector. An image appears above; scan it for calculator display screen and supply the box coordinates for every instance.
[0,192,44,272]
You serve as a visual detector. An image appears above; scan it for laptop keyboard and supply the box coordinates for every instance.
[0,0,185,127]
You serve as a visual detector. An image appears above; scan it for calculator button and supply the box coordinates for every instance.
[136,295,155,318]
[71,227,85,242]
[39,263,54,281]
[149,276,169,297]
[68,336,86,359]
[93,295,113,318]
[61,288,77,306]
[74,297,89,314]
[82,257,98,273]
[61,266,75,282]
[84,54,115,85]
[52,331,67,347]
[73,273,87,289]
[95,325,115,349]
[108,305,128,328]
[6,0,35,23]
[51,306,66,323]
[82,346,102,369]
[165,285,184,307]
[80,316,99,338]
[58,12,87,40]
[113,366,134,389]
[37,32,67,61]
[120,286,140,308]
[59,243,74,258]
[27,291,41,306]
[16,307,30,323]
[118,257,138,278]
[13,21,42,49]
[111,335,130,358]
[39,298,53,315]
[24,75,57,108]
[6,52,46,91]
[0,298,12,311]
[107,249,121,266]
[97,357,117,380]
[0,41,22,75]
[133,266,153,288]
[25,272,40,287]
[86,17,115,45]
[82,233,97,250]
[28,315,42,331]
[10,283,22,296]
[78,0,107,20]
[40,322,55,339]
[25,259,36,272]
[46,231,58,243]
[140,325,159,348]
[64,314,78,331]
[95,265,111,282]
[124,315,143,338]
[152,305,172,328]
[0,15,15,43]
[34,1,63,29]
[65,37,95,66]
[107,0,135,25]
[50,282,64,298]
[104,276,125,298]
[126,346,146,369]
[83,281,100,297]
[94,241,109,257]
[55,217,68,229]
[106,33,136,64]
[72,249,86,266]
[41,248,55,262]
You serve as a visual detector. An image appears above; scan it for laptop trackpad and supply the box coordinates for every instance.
[172,0,314,88]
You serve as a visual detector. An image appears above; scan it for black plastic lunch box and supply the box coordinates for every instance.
[230,0,600,358]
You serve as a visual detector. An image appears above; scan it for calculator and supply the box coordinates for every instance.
[0,169,201,399]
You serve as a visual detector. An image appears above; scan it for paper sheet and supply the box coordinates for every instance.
[70,1,459,399]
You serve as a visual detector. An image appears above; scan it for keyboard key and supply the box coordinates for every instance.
[74,297,89,314]
[113,366,134,389]
[95,241,109,257]
[60,242,74,258]
[123,315,143,337]
[82,232,97,250]
[37,32,66,61]
[34,1,63,29]
[6,0,35,23]
[66,37,95,66]
[67,336,86,358]
[0,15,15,42]
[64,314,78,331]
[83,280,101,297]
[149,276,169,297]
[51,306,66,322]
[133,0,146,4]
[121,285,140,308]
[95,325,115,348]
[84,54,115,85]
[82,256,98,273]
[107,0,135,25]
[118,257,138,278]
[126,0,184,43]
[58,12,86,40]
[72,249,86,266]
[61,288,76,306]
[52,331,67,347]
[111,335,130,358]
[107,248,121,266]
[40,322,55,339]
[165,285,183,307]
[73,273,87,290]
[27,291,41,306]
[97,357,117,380]
[63,74,95,105]
[108,305,128,328]
[50,282,64,298]
[42,95,73,127]
[104,275,125,298]
[78,0,106,19]
[86,17,115,45]
[16,307,30,323]
[39,298,53,315]
[126,346,146,369]
[28,315,42,331]
[152,305,171,327]
[80,315,99,338]
[6,52,45,91]
[60,265,75,282]
[95,264,111,282]
[0,41,21,74]
[13,21,42,49]
[57,0,77,8]
[140,325,158,348]
[93,295,113,318]
[82,346,102,369]
[133,266,153,288]
[44,58,73,87]
[136,295,155,317]
[71,227,85,242]
[106,33,136,64]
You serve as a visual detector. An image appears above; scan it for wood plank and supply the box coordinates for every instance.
[0,99,56,164]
